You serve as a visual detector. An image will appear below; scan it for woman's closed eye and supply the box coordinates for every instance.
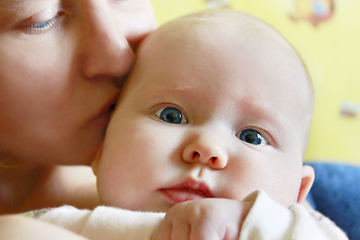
[155,107,188,124]
[27,16,56,30]
[237,129,268,145]
[23,12,64,34]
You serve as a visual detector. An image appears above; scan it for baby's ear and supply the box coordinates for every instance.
[91,143,103,176]
[297,165,315,203]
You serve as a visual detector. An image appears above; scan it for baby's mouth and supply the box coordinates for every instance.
[160,179,214,203]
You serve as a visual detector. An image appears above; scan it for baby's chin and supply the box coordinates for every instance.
[101,200,173,213]
[139,204,174,213]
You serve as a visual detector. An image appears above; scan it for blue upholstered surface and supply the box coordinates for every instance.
[306,162,360,240]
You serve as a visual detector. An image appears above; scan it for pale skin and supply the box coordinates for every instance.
[0,0,156,239]
[92,10,315,240]
[0,0,156,213]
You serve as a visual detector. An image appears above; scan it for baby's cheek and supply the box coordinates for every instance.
[96,166,122,204]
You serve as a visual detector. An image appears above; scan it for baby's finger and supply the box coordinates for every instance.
[189,223,222,240]
[172,221,190,240]
[151,219,172,240]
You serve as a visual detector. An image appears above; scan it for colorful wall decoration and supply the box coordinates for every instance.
[150,0,360,164]
[290,0,335,27]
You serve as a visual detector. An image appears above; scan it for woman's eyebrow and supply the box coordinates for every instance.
[0,0,56,14]
[0,0,24,9]
[0,0,57,26]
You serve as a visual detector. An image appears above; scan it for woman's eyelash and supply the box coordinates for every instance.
[26,17,55,32]
[24,13,62,34]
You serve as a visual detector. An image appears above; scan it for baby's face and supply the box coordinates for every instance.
[95,12,313,212]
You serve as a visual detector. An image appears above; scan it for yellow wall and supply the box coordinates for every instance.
[151,0,360,165]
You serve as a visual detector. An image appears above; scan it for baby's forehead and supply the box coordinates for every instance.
[139,15,308,102]
[161,11,286,42]
[137,10,310,99]
[151,14,302,76]
[150,10,301,69]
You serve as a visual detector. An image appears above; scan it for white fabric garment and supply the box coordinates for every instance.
[28,189,348,240]
[240,190,348,240]
[28,206,164,240]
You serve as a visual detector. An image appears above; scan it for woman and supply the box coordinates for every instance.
[0,0,156,238]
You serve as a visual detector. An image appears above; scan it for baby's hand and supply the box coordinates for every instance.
[151,198,252,240]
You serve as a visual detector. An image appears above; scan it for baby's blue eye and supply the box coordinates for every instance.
[238,129,267,145]
[155,107,187,124]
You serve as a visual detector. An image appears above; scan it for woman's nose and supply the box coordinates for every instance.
[182,135,228,169]
[79,3,136,79]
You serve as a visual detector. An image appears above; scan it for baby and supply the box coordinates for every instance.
[28,9,347,240]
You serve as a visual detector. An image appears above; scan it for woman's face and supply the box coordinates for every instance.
[0,0,156,165]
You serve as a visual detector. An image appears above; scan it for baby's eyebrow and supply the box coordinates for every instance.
[173,85,192,91]
[153,85,197,99]
[237,98,289,132]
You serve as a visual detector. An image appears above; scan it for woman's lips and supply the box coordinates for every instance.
[91,93,119,127]
[161,180,214,204]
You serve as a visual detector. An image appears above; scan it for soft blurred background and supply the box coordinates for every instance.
[150,0,360,165]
